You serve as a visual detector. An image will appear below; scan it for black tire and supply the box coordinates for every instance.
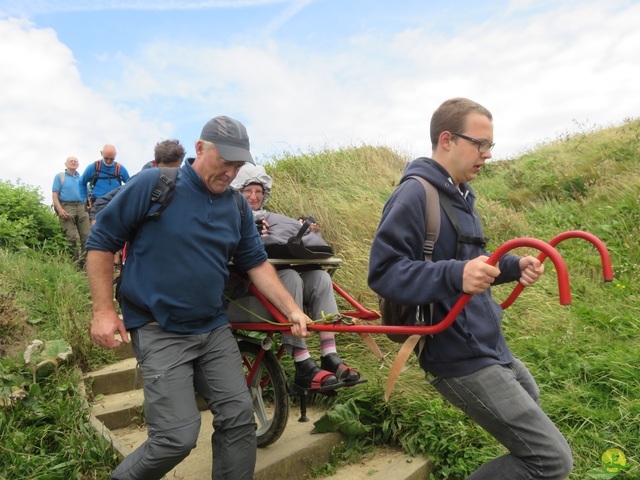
[238,340,289,448]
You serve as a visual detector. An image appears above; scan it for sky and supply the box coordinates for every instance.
[1,0,639,201]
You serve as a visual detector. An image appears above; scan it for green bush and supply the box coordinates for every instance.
[0,180,69,255]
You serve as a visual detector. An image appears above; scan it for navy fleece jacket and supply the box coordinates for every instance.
[86,161,267,334]
[368,158,523,377]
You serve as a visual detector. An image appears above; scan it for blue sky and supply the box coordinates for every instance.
[1,0,639,200]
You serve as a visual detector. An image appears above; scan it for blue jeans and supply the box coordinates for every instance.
[111,323,256,480]
[430,359,572,479]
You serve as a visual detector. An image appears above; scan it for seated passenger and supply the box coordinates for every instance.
[227,164,359,390]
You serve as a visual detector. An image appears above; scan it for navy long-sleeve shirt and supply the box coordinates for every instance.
[86,161,267,334]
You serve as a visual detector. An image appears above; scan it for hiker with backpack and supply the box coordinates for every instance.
[79,144,130,222]
[227,164,360,390]
[92,139,186,219]
[368,98,572,479]
[86,116,314,480]
[51,156,91,267]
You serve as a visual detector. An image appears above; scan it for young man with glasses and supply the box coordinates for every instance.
[79,144,131,223]
[369,98,572,479]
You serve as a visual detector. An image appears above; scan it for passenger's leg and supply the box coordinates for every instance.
[276,269,308,356]
[300,270,360,382]
[277,269,338,388]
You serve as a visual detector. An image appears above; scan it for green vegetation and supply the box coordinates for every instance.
[0,180,68,255]
[1,118,639,478]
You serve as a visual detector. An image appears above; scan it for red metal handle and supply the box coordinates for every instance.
[500,230,613,310]
[310,237,571,335]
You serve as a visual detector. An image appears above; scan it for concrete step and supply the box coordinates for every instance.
[87,346,433,479]
[113,339,134,360]
[92,389,432,479]
[107,405,343,479]
[91,388,144,430]
[316,446,432,480]
[85,356,140,396]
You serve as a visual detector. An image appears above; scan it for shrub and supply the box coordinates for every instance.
[0,180,68,255]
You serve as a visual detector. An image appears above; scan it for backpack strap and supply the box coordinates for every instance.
[407,176,440,261]
[385,175,441,400]
[89,160,101,191]
[91,160,124,189]
[231,188,246,222]
[139,169,245,227]
[142,167,179,223]
[439,194,489,258]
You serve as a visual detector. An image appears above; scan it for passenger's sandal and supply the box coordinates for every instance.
[321,353,360,383]
[294,358,338,389]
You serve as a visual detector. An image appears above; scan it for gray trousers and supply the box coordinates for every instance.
[430,358,572,479]
[227,268,339,349]
[111,323,256,480]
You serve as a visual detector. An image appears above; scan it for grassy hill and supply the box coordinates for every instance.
[1,118,639,478]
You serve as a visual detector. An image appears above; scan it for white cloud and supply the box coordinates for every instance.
[0,18,164,199]
[0,0,295,17]
[1,0,639,202]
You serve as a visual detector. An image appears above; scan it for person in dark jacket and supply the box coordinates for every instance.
[86,116,313,480]
[368,98,572,479]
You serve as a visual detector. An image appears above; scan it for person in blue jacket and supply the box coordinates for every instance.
[86,116,313,480]
[92,139,186,218]
[79,144,131,222]
[368,98,572,480]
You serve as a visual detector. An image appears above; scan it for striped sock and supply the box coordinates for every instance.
[292,346,311,363]
[319,332,337,356]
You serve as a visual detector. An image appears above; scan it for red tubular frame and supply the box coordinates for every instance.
[500,230,613,310]
[231,237,574,336]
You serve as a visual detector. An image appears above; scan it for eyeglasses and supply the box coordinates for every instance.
[102,156,115,161]
[242,189,264,198]
[451,132,495,154]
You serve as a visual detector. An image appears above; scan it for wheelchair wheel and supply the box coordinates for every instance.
[238,340,289,448]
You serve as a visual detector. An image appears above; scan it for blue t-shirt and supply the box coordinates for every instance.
[52,171,83,202]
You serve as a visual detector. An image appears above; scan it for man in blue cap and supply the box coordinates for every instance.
[87,116,313,480]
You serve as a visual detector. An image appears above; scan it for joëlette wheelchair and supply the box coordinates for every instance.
[227,231,613,448]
